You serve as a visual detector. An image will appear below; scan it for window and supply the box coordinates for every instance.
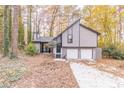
[67,27,73,43]
[68,34,73,43]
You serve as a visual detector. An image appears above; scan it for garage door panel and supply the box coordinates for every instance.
[67,49,78,59]
[81,49,92,59]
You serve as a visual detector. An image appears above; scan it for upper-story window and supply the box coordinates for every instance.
[67,27,73,43]
[68,34,73,43]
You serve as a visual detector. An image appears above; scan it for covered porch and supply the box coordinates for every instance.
[32,37,54,53]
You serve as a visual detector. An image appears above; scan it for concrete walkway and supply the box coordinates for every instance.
[70,63,124,88]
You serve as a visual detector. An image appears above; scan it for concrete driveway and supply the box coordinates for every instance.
[70,62,124,88]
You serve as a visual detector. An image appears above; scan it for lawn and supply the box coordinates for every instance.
[0,54,78,88]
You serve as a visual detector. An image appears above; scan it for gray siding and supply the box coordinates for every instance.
[62,21,80,47]
[80,26,97,47]
[56,36,61,43]
[62,21,98,47]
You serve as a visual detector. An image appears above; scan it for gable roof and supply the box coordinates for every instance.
[53,19,80,40]
[53,19,100,40]
[79,24,100,35]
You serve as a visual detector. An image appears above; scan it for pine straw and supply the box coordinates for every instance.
[79,59,124,78]
[14,54,79,88]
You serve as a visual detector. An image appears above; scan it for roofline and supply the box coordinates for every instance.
[79,24,100,35]
[32,40,51,43]
[53,18,100,40]
[53,18,81,40]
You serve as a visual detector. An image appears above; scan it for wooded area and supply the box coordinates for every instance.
[1,5,124,88]
[0,5,124,59]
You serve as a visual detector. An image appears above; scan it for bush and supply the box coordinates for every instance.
[25,43,38,56]
[102,45,116,58]
[112,50,124,60]
[102,46,124,60]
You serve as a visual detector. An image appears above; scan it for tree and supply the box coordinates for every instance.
[0,6,3,50]
[11,5,19,58]
[0,6,3,32]
[40,5,80,37]
[49,6,59,36]
[27,5,32,44]
[115,6,124,44]
[18,6,25,49]
[81,6,118,47]
[3,5,10,56]
[8,6,12,44]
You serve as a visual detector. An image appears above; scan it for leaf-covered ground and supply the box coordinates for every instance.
[0,57,26,88]
[12,54,79,88]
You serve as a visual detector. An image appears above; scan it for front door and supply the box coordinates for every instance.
[56,44,61,58]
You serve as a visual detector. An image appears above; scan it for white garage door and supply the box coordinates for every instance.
[81,49,92,59]
[67,49,78,59]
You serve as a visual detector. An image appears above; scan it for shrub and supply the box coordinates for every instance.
[25,43,38,56]
[102,46,116,58]
[112,50,124,60]
[102,46,124,60]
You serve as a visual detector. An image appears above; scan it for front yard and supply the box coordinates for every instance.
[0,54,79,88]
[0,56,26,88]
[1,52,124,88]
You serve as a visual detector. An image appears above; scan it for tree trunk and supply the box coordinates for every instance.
[11,5,19,58]
[27,5,32,44]
[18,6,25,49]
[3,5,10,56]
[9,6,12,45]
